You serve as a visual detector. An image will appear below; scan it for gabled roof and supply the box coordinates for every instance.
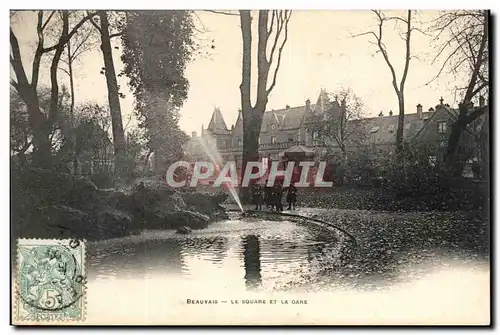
[346,111,435,146]
[206,107,230,134]
[261,104,316,132]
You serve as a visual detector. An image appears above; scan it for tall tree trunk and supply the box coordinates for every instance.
[444,104,468,176]
[27,97,52,167]
[239,10,254,202]
[98,10,126,176]
[396,95,405,152]
[67,40,78,175]
[480,111,489,181]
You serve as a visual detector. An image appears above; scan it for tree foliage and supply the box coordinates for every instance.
[121,10,195,173]
[306,88,366,156]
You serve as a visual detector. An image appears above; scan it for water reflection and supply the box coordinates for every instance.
[87,219,343,291]
[242,235,262,289]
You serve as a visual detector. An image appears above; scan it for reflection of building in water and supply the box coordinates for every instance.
[242,235,262,289]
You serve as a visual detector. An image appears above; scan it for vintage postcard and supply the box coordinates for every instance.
[10,9,490,326]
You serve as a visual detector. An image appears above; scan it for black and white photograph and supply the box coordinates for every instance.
[8,5,491,326]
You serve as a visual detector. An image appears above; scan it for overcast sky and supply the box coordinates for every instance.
[11,10,462,135]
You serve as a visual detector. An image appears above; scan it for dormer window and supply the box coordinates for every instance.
[369,126,380,133]
[438,121,447,134]
[388,125,395,133]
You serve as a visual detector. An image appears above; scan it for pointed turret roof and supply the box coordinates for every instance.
[314,88,330,114]
[206,107,230,134]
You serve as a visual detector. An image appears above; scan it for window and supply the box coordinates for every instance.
[429,155,437,167]
[271,124,277,130]
[237,137,242,146]
[288,137,294,142]
[313,131,320,140]
[271,136,277,144]
[438,121,447,134]
[220,139,226,148]
[388,125,395,133]
[370,126,380,133]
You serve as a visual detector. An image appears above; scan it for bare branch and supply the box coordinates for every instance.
[204,10,239,16]
[9,29,29,87]
[10,79,19,90]
[268,10,286,68]
[88,12,102,32]
[110,31,122,38]
[266,11,291,95]
[41,10,56,31]
[31,11,46,89]
[399,10,412,93]
[351,31,378,39]
[43,11,97,53]
[58,66,70,76]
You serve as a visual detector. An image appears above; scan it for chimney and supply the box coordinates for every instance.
[429,107,435,112]
[479,95,485,107]
[305,99,311,110]
[389,110,393,116]
[286,105,290,110]
[417,103,423,119]
[379,111,383,117]
[191,131,197,138]
[231,124,234,131]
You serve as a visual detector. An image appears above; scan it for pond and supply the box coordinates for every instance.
[81,215,488,324]
[87,216,344,292]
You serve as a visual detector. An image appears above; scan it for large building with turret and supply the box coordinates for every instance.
[184,89,485,172]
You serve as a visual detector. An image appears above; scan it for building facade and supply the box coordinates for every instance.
[184,90,484,170]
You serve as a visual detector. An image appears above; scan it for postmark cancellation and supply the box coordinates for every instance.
[13,238,87,324]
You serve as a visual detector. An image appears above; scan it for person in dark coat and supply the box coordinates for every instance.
[274,181,284,212]
[264,180,274,210]
[286,181,297,210]
[252,183,263,210]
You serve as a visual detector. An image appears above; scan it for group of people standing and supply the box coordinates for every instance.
[251,180,297,212]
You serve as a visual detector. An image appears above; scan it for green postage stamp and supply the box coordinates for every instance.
[14,238,87,324]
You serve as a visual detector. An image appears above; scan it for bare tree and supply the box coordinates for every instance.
[354,10,413,152]
[10,10,95,167]
[58,20,98,173]
[429,10,489,176]
[306,88,366,158]
[239,10,292,199]
[59,23,97,119]
[89,11,127,175]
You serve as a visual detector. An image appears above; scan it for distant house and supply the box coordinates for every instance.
[184,90,485,170]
